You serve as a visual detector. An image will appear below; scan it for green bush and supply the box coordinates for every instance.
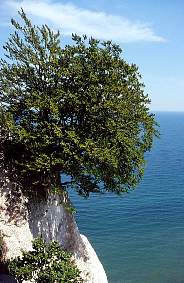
[8,238,83,283]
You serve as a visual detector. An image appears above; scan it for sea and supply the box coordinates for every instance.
[70,112,184,283]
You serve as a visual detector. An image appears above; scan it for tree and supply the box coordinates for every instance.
[0,9,158,198]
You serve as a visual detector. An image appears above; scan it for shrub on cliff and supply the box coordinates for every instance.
[8,238,83,283]
[0,9,158,197]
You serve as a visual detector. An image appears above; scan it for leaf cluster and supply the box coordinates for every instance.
[8,238,83,283]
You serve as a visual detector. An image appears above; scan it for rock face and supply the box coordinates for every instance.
[77,235,108,283]
[0,167,108,283]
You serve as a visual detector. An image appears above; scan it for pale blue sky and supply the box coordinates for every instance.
[0,0,183,111]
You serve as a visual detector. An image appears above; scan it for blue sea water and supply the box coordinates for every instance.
[70,112,184,283]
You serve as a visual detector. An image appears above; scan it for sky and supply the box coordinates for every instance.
[0,0,183,111]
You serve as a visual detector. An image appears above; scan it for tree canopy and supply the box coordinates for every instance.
[0,10,158,197]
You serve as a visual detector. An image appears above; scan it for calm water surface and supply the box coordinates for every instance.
[70,112,184,283]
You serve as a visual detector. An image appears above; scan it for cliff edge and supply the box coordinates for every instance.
[0,167,108,283]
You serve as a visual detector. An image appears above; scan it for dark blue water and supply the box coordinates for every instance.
[70,112,184,283]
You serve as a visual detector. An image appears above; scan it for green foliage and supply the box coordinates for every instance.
[0,9,158,196]
[8,238,83,283]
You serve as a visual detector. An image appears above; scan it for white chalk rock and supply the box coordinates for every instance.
[0,167,108,283]
[76,234,108,283]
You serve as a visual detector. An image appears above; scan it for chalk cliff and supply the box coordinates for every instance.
[0,167,108,283]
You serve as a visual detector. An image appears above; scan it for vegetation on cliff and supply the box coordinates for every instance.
[6,238,83,282]
[0,9,158,197]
